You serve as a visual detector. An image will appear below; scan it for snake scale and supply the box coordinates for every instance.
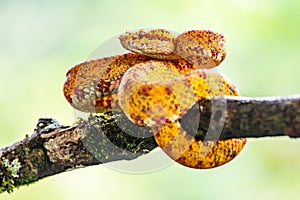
[63,29,246,169]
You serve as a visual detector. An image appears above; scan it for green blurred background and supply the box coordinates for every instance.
[1,0,300,199]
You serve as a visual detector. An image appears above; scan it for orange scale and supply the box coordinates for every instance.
[175,30,226,69]
[63,53,151,112]
[63,28,247,170]
[153,121,246,169]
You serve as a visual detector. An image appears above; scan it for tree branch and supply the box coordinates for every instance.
[183,94,300,140]
[0,94,299,194]
[0,113,156,194]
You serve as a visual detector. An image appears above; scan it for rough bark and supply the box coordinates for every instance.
[182,95,300,140]
[0,95,299,194]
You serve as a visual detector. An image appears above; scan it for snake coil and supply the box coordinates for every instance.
[63,29,246,169]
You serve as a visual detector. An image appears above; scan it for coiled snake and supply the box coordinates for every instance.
[63,29,246,169]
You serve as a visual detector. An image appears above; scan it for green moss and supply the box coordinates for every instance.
[79,111,157,163]
[0,175,16,193]
[0,158,22,193]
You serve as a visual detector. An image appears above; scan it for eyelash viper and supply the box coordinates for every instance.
[63,29,246,169]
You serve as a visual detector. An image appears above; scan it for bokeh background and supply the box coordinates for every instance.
[1,0,300,199]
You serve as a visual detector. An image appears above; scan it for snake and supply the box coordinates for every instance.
[63,29,246,169]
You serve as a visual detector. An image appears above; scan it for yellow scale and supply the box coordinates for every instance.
[63,29,246,169]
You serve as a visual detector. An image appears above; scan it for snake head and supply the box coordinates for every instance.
[119,29,182,60]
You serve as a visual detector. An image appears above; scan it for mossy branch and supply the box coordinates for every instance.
[0,95,299,194]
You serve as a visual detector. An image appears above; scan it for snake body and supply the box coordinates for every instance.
[63,29,246,169]
[64,53,197,112]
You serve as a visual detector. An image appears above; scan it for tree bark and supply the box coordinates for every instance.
[0,94,299,194]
